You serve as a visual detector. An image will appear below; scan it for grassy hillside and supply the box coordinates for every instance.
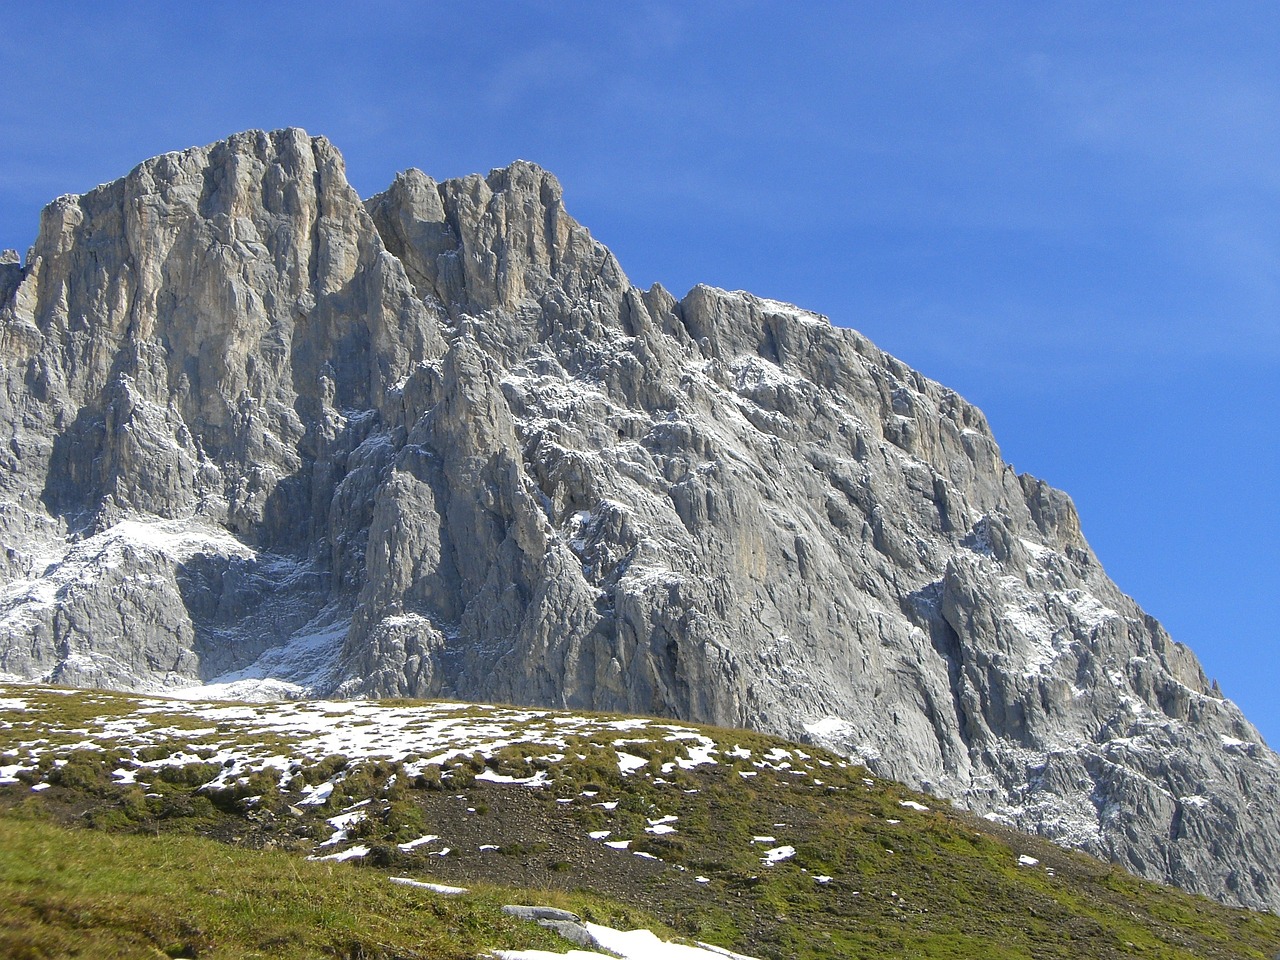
[0,814,590,960]
[1,684,1277,959]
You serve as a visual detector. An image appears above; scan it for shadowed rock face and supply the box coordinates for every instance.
[1,128,1276,911]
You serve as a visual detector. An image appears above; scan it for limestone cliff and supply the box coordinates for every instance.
[1,129,1275,911]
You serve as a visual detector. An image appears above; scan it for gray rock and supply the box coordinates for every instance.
[536,920,599,948]
[501,905,582,923]
[501,905,599,949]
[0,128,1277,912]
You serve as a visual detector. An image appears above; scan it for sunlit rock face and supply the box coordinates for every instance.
[1,128,1276,912]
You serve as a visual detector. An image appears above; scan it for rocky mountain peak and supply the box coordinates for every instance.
[1,129,1277,912]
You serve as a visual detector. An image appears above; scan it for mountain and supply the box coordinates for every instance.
[0,128,1276,913]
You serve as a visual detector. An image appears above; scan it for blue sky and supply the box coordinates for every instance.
[2,3,1276,743]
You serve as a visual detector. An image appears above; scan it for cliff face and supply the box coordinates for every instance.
[1,128,1276,911]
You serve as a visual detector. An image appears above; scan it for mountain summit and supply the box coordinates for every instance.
[1,128,1276,911]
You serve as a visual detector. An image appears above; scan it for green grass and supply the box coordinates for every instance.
[0,809,576,960]
[546,757,1280,960]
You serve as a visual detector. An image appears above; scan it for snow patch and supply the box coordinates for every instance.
[389,877,468,895]
[475,768,549,787]
[397,835,442,852]
[803,716,851,739]
[617,751,648,774]
[309,845,369,862]
[171,612,349,701]
[760,845,795,865]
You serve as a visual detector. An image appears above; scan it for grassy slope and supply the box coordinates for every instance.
[0,812,579,960]
[1,685,1278,960]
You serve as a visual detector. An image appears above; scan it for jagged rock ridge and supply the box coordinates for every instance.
[1,128,1276,911]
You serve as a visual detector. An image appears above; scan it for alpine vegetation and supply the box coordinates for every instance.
[3,685,1278,959]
